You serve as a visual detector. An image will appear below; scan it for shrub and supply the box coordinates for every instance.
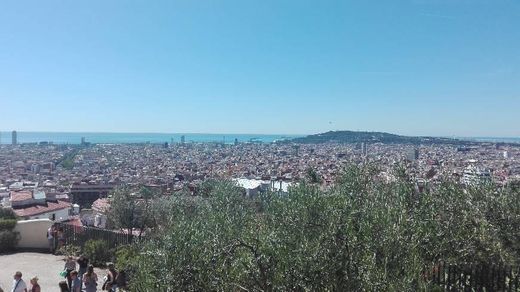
[115,245,138,271]
[127,165,520,291]
[84,239,112,266]
[0,219,17,231]
[57,244,81,257]
[0,208,16,220]
[0,230,19,253]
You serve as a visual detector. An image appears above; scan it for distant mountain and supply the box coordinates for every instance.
[288,131,474,145]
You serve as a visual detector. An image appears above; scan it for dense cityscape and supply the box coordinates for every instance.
[2,0,520,290]
[1,130,519,226]
[2,130,520,290]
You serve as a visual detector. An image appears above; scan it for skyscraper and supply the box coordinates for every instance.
[12,130,17,145]
[406,148,419,161]
[181,135,186,144]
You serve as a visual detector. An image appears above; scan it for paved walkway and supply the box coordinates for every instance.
[0,252,107,291]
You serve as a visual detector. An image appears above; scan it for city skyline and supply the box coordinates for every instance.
[1,1,519,137]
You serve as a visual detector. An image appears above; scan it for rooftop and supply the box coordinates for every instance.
[13,200,71,217]
[10,191,33,202]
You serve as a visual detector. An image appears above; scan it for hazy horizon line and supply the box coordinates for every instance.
[0,130,305,136]
[0,130,519,139]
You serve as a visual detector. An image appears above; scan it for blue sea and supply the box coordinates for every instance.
[0,132,518,145]
[0,132,301,145]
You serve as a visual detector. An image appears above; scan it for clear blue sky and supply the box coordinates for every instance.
[0,0,519,136]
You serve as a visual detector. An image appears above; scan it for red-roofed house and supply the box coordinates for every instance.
[10,190,72,222]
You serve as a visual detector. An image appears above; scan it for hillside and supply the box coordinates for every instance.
[289,130,471,145]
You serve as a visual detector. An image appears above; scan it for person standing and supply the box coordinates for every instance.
[11,271,27,292]
[103,263,118,292]
[47,225,56,254]
[29,277,40,292]
[56,227,65,252]
[70,271,81,292]
[82,265,98,292]
[77,255,89,282]
[64,256,76,290]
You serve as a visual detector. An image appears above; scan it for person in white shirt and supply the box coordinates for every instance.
[47,225,56,253]
[11,271,27,292]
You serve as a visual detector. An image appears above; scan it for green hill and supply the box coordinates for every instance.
[289,130,471,145]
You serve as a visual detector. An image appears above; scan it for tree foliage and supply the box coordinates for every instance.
[0,208,17,220]
[84,239,112,266]
[108,186,160,238]
[120,165,520,291]
[305,167,322,184]
[0,208,18,253]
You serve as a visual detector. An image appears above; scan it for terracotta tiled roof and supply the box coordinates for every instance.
[65,216,83,227]
[92,198,110,213]
[13,200,71,217]
[10,191,33,201]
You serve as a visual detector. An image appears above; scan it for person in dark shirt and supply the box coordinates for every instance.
[116,269,128,290]
[77,255,89,280]
[104,263,118,292]
[58,281,68,292]
[77,255,89,290]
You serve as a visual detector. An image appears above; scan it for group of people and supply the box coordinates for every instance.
[62,255,127,292]
[47,224,65,254]
[1,255,127,292]
[62,255,98,292]
[0,271,40,292]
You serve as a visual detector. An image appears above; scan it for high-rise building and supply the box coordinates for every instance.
[361,142,368,156]
[293,145,300,156]
[406,148,419,161]
[81,137,86,145]
[181,135,186,144]
[12,130,17,145]
[462,165,491,186]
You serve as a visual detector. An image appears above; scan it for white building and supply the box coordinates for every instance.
[10,190,72,222]
[462,165,491,186]
[234,178,294,197]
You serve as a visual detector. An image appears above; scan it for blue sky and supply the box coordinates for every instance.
[0,0,518,136]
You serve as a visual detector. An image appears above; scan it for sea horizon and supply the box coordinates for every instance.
[0,131,519,145]
[0,131,302,145]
